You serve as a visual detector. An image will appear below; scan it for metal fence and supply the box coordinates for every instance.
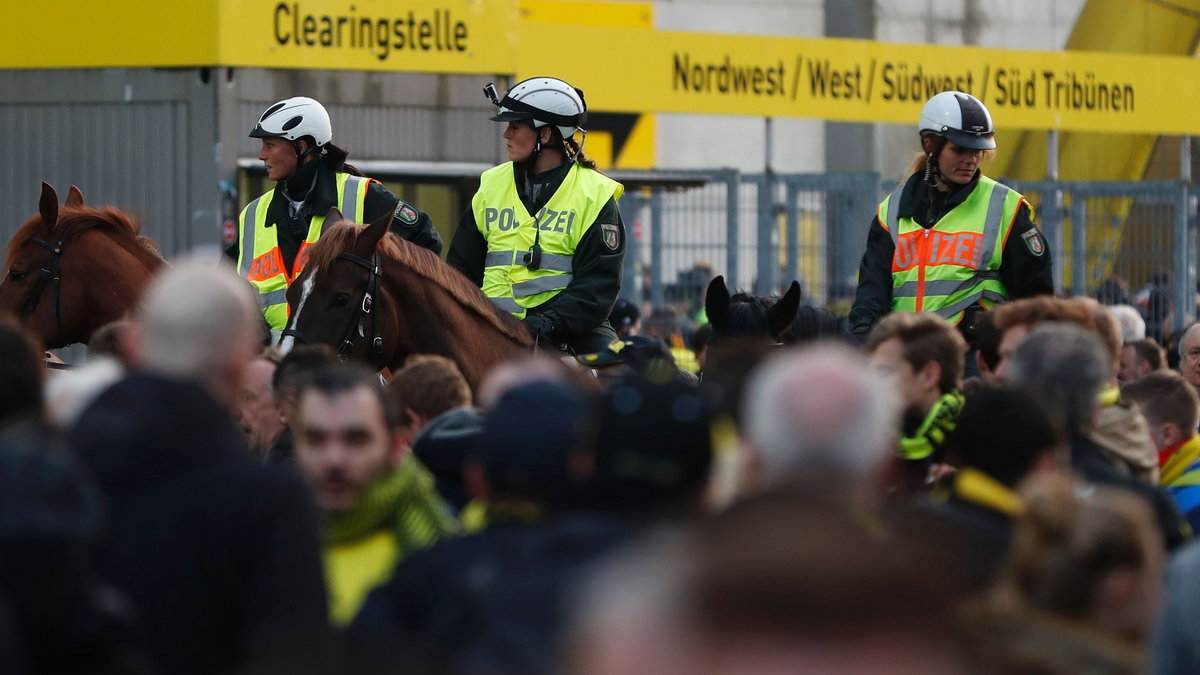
[620,170,1197,331]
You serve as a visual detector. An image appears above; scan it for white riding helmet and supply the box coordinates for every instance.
[486,77,587,139]
[918,91,995,150]
[249,96,333,147]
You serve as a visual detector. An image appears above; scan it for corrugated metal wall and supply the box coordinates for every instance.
[0,68,218,257]
[235,70,503,166]
[1,68,505,263]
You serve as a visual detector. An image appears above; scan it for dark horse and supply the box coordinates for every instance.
[0,183,165,348]
[279,209,533,390]
[705,275,845,345]
[705,275,802,345]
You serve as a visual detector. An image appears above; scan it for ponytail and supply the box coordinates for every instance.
[319,142,364,177]
[566,136,598,171]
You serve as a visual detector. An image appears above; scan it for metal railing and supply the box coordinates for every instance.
[620,170,1197,332]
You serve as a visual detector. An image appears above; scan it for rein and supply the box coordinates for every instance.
[282,251,386,370]
[20,237,65,339]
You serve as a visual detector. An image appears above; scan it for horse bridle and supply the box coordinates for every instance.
[19,237,65,339]
[282,252,385,370]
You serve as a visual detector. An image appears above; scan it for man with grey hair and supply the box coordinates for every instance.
[741,343,898,491]
[1007,322,1188,550]
[70,261,329,674]
[1178,322,1200,391]
[1107,304,1146,342]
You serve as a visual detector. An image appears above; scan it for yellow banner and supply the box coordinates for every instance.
[518,23,1200,135]
[220,0,518,73]
[0,0,220,68]
[1,0,518,74]
[7,0,1200,134]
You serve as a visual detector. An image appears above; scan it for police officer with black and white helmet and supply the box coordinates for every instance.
[849,90,1053,349]
[448,77,626,354]
[230,96,442,333]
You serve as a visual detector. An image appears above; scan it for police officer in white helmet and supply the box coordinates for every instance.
[849,91,1053,353]
[231,96,442,334]
[448,77,626,354]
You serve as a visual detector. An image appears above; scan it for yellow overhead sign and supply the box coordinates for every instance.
[517,22,1200,135]
[221,0,519,72]
[6,0,1200,134]
[1,0,518,74]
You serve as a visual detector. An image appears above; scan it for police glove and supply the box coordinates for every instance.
[523,314,555,341]
[898,390,964,461]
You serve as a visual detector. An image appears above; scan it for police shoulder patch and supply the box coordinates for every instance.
[1021,228,1045,257]
[600,223,620,251]
[394,200,419,225]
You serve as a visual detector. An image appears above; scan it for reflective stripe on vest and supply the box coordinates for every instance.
[879,176,1026,324]
[236,173,370,330]
[471,162,623,319]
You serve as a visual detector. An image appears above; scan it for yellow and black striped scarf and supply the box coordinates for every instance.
[322,457,457,555]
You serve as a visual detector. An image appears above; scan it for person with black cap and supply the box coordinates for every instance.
[609,297,641,339]
[231,96,442,336]
[848,91,1053,345]
[448,78,626,355]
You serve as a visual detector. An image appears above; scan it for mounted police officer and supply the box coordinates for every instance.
[231,96,442,335]
[849,91,1053,346]
[448,77,626,354]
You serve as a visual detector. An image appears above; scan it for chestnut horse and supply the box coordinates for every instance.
[278,210,533,390]
[0,183,165,348]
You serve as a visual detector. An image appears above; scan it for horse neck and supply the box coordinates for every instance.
[380,256,527,391]
[69,230,162,341]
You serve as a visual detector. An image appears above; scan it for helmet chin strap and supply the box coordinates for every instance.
[293,139,320,163]
[565,130,587,162]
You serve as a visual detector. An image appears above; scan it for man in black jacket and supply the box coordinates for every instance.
[71,262,330,675]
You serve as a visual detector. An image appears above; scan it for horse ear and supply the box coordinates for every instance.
[355,208,392,256]
[767,281,802,341]
[326,207,344,223]
[65,185,84,208]
[705,275,730,329]
[39,182,59,231]
[136,236,164,259]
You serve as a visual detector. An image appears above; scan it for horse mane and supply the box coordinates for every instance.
[306,222,532,344]
[5,205,161,271]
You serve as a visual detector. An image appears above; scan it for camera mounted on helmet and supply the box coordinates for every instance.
[483,78,590,161]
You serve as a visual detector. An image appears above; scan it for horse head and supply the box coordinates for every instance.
[0,182,163,348]
[281,208,401,368]
[705,275,801,345]
[281,206,532,389]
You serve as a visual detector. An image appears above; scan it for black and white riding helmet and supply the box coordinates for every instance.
[249,96,333,147]
[918,91,995,150]
[484,77,587,140]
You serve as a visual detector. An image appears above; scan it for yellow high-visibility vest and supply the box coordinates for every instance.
[236,173,369,330]
[878,175,1027,325]
[471,162,622,318]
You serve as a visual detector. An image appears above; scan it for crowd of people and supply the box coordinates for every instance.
[1,259,1199,674]
[5,80,1200,674]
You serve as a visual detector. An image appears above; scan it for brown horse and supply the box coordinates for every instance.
[278,209,533,390]
[0,183,165,348]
